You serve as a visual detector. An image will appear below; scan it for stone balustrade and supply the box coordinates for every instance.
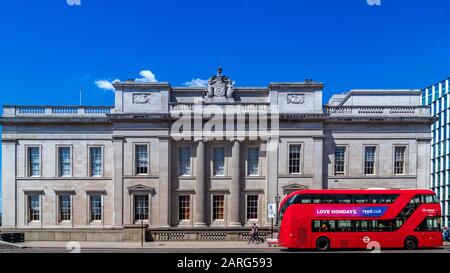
[2,105,113,117]
[326,106,430,117]
[170,104,269,113]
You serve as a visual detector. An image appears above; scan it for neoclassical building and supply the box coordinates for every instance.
[0,69,433,241]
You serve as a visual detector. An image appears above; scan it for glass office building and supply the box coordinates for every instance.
[422,78,450,227]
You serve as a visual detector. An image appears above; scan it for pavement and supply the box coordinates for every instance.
[18,240,273,249]
[0,240,448,253]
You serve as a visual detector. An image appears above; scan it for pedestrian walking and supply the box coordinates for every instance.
[248,223,260,244]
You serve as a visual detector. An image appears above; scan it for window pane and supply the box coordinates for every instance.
[90,195,102,221]
[394,146,406,175]
[134,195,149,221]
[28,195,40,221]
[213,195,225,220]
[179,147,191,176]
[289,145,301,174]
[213,148,225,176]
[246,195,258,220]
[135,145,148,175]
[334,147,346,175]
[58,147,71,176]
[59,195,71,221]
[247,147,259,176]
[178,195,190,221]
[90,147,102,176]
[364,146,376,175]
[28,147,40,177]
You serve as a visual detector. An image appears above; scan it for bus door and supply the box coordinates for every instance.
[296,220,309,248]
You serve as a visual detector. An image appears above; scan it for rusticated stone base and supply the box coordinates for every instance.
[0,227,277,242]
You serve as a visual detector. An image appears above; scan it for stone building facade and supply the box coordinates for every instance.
[0,69,433,241]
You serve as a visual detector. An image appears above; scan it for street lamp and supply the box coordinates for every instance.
[275,194,281,226]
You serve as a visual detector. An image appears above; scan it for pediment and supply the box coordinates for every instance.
[282,183,309,195]
[127,184,156,195]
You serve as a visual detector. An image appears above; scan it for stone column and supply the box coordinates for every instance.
[229,139,242,226]
[112,136,124,226]
[1,139,17,227]
[194,139,207,227]
[312,136,324,189]
[158,137,171,228]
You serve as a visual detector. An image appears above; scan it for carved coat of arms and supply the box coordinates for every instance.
[287,94,305,104]
[205,68,234,99]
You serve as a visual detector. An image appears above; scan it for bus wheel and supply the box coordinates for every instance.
[404,236,418,250]
[316,237,330,251]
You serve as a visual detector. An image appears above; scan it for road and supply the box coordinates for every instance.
[1,245,450,253]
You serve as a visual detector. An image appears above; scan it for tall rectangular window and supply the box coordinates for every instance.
[134,195,149,221]
[213,147,225,176]
[247,147,259,176]
[334,147,346,175]
[135,145,149,175]
[59,195,71,221]
[89,147,103,177]
[179,147,191,176]
[58,147,71,177]
[28,195,40,222]
[288,144,302,174]
[212,195,225,220]
[178,195,191,221]
[246,195,258,220]
[90,195,102,221]
[394,146,406,175]
[364,146,377,175]
[28,147,40,177]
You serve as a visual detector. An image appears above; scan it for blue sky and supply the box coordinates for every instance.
[0,0,450,211]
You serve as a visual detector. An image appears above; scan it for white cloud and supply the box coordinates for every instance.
[183,78,208,87]
[66,0,81,6]
[94,69,158,92]
[135,70,158,83]
[95,79,120,92]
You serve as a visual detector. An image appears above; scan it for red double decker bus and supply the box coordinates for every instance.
[278,189,442,250]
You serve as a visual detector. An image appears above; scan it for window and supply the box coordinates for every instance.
[90,195,102,221]
[178,195,190,221]
[334,147,346,175]
[58,147,72,177]
[247,147,259,176]
[212,195,225,220]
[213,147,225,176]
[135,145,149,175]
[246,195,258,220]
[28,147,40,177]
[59,195,71,221]
[394,146,406,175]
[134,195,149,221]
[288,144,302,174]
[28,195,40,222]
[179,147,191,176]
[364,146,376,175]
[89,147,103,177]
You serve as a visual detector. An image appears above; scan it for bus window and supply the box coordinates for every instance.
[353,195,369,204]
[320,195,334,204]
[336,220,352,232]
[353,220,369,232]
[424,194,438,204]
[335,195,352,204]
[312,195,322,204]
[299,195,312,204]
[312,220,335,232]
[385,195,398,204]
[370,195,387,204]
[415,217,441,231]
